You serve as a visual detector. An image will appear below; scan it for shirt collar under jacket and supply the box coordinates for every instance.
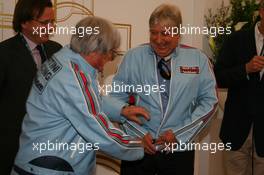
[255,21,264,55]
[22,34,37,51]
[65,45,98,78]
[255,22,264,77]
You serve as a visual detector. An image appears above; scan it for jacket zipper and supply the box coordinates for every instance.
[154,56,173,138]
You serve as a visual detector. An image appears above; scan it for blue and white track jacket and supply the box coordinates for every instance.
[103,44,218,146]
[13,46,143,175]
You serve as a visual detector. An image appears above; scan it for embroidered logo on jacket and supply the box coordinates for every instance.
[180,66,200,74]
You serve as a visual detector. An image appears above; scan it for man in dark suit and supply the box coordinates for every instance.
[214,1,264,175]
[0,0,61,173]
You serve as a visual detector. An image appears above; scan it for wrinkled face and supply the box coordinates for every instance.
[21,7,55,44]
[149,23,180,58]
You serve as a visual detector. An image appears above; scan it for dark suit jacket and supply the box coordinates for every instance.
[0,34,62,174]
[214,28,264,156]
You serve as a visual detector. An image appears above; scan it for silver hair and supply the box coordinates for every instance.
[70,16,120,55]
[149,4,182,28]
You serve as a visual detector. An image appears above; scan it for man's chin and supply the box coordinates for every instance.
[40,35,50,42]
[153,48,170,57]
[156,51,170,58]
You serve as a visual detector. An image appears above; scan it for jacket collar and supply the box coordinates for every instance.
[65,45,98,78]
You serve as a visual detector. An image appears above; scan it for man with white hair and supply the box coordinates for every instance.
[106,3,218,175]
[11,16,149,175]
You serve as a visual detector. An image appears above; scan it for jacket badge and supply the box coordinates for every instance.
[180,66,199,74]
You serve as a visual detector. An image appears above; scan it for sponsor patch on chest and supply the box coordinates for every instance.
[180,66,200,74]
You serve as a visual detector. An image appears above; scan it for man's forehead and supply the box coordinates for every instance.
[150,25,172,31]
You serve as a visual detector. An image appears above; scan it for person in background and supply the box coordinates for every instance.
[0,0,62,174]
[104,3,218,175]
[214,1,264,174]
[12,16,149,175]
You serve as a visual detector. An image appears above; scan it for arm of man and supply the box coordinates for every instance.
[214,32,252,88]
[103,50,151,128]
[102,50,155,154]
[0,47,7,93]
[58,63,144,161]
[102,96,149,124]
[172,53,218,144]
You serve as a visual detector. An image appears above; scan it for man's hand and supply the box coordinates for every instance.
[121,105,150,125]
[156,129,178,144]
[142,133,156,155]
[246,56,264,73]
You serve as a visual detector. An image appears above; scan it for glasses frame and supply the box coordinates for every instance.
[33,19,55,26]
[110,49,122,60]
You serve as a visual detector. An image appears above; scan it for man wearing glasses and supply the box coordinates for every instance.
[105,3,218,175]
[0,0,61,174]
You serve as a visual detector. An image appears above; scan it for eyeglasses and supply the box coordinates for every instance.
[110,49,121,60]
[33,19,55,25]
[157,59,171,80]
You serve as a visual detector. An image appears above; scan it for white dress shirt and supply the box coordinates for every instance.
[22,34,42,69]
[254,22,264,78]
